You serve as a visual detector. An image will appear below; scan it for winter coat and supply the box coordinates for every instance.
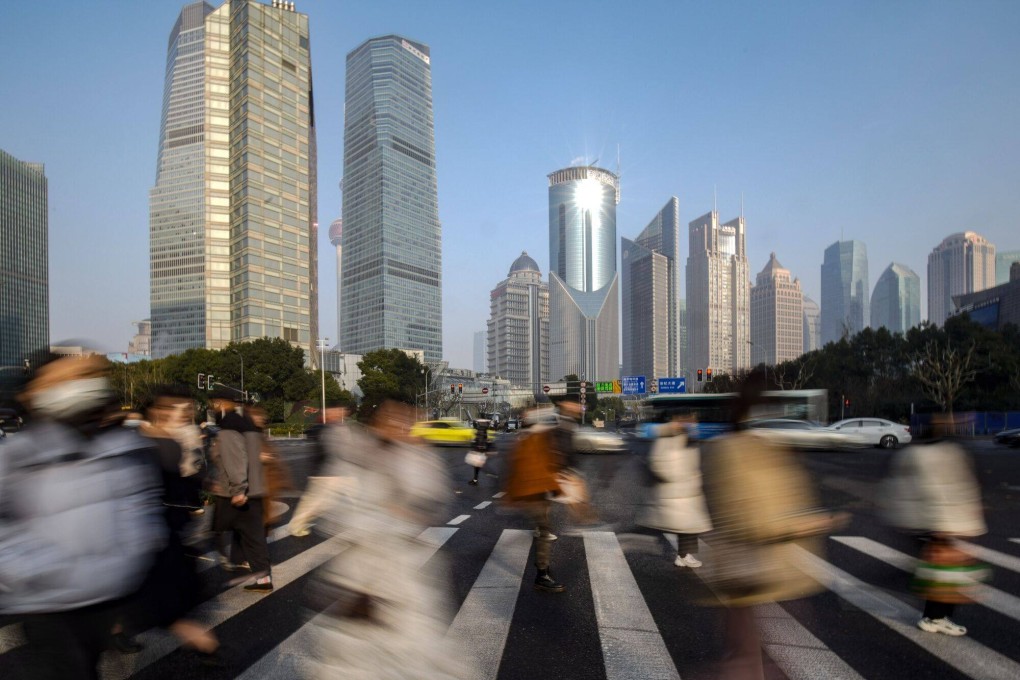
[638,433,712,535]
[0,421,166,614]
[882,440,986,537]
[208,412,266,498]
[503,427,561,502]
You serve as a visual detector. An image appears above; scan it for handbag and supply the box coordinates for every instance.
[465,451,487,468]
[911,539,991,603]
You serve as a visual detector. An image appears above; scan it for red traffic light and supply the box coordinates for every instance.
[706,368,713,382]
[697,369,703,382]
[458,383,463,394]
[450,384,455,394]
[844,399,850,407]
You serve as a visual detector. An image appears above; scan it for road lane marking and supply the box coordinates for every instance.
[448,514,470,525]
[585,531,681,680]
[474,501,492,510]
[1010,539,1020,546]
[833,536,1020,623]
[235,526,460,680]
[491,492,506,498]
[99,534,350,680]
[958,539,1020,575]
[791,544,1020,680]
[446,529,534,680]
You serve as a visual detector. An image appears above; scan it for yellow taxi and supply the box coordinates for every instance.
[410,419,476,446]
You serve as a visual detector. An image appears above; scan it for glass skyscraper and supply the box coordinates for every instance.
[871,263,920,333]
[150,0,317,359]
[621,197,680,380]
[548,166,620,382]
[341,35,442,364]
[1,149,48,370]
[820,240,869,345]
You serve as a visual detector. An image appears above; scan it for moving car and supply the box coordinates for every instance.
[748,418,860,450]
[827,418,912,449]
[994,427,1020,448]
[573,427,628,454]
[410,419,476,446]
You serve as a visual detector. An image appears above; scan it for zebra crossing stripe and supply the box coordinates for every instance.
[791,544,1020,680]
[448,514,470,525]
[99,534,350,680]
[1010,539,1020,546]
[196,524,292,572]
[475,501,492,509]
[445,529,533,680]
[235,526,460,680]
[585,532,681,680]
[958,539,1020,575]
[832,536,1020,623]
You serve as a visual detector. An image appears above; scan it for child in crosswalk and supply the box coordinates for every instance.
[637,411,711,568]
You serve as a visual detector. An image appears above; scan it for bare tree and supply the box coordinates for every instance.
[909,340,977,414]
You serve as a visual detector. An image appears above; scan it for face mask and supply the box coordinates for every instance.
[31,377,113,420]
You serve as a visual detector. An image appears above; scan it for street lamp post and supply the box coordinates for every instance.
[319,338,329,424]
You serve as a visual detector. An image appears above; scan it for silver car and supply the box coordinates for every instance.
[573,427,628,454]
[827,418,912,449]
[748,418,858,450]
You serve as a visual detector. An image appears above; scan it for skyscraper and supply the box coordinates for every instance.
[0,149,48,370]
[927,232,995,326]
[487,252,549,390]
[802,296,820,352]
[686,211,750,376]
[995,250,1020,286]
[547,166,620,382]
[820,240,869,344]
[621,197,680,380]
[329,218,343,344]
[150,0,317,360]
[871,263,921,333]
[340,35,441,363]
[750,253,803,366]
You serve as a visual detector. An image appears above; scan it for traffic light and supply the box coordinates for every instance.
[458,383,463,394]
[844,398,850,408]
[450,384,455,395]
[197,373,205,390]
[697,369,703,382]
[706,368,713,382]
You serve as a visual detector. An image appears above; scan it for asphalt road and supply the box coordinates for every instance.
[2,434,1019,679]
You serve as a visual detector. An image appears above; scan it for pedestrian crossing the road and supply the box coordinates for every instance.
[4,523,1020,679]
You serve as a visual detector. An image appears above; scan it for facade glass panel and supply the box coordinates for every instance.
[820,240,869,344]
[871,262,920,333]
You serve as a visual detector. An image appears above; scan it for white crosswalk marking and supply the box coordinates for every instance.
[491,492,506,498]
[448,514,470,525]
[446,529,533,680]
[792,544,1020,680]
[235,526,460,680]
[833,536,1020,623]
[1010,539,1020,546]
[99,534,350,680]
[196,524,291,572]
[474,501,492,509]
[585,531,681,680]
[958,539,1020,574]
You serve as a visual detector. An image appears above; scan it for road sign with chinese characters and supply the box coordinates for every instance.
[621,376,646,394]
[656,377,686,394]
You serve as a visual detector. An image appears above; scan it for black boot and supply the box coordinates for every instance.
[534,568,565,593]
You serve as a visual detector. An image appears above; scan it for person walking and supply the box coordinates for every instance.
[207,389,273,592]
[0,354,166,680]
[467,419,491,485]
[637,413,712,568]
[289,400,351,537]
[883,413,988,637]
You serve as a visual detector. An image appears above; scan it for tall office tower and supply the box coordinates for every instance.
[473,330,486,374]
[871,263,921,333]
[750,253,803,366]
[686,211,750,376]
[820,240,869,344]
[150,0,316,360]
[996,250,1020,286]
[548,166,620,382]
[621,197,680,380]
[927,232,995,326]
[802,296,821,352]
[0,149,48,370]
[341,35,441,363]
[487,252,549,390]
[329,218,343,344]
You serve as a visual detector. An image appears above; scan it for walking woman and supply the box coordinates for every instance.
[638,412,711,567]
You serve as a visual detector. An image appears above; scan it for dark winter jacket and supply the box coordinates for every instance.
[209,411,266,498]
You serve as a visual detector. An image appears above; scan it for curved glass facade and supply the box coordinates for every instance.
[820,240,869,344]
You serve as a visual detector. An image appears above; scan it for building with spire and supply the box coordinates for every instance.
[871,263,920,333]
[927,232,996,326]
[820,240,869,344]
[487,252,549,391]
[621,197,680,381]
[686,210,750,376]
[547,166,620,382]
[750,253,803,366]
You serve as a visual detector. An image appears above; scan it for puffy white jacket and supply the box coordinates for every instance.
[638,433,713,535]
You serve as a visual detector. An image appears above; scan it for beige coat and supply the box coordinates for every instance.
[638,433,712,535]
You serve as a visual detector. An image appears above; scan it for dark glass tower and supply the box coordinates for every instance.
[341,35,442,363]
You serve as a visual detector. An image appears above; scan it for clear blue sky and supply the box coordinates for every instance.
[2,1,1018,369]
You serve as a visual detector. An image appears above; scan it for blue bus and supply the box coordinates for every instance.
[639,389,828,440]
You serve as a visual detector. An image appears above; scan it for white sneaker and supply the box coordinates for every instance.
[532,528,558,541]
[674,554,702,568]
[917,617,967,636]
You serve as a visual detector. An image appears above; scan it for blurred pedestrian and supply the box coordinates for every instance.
[288,400,350,537]
[246,404,294,528]
[207,390,273,592]
[466,418,490,485]
[0,354,166,680]
[638,413,711,568]
[702,374,846,680]
[882,413,988,637]
[307,400,468,679]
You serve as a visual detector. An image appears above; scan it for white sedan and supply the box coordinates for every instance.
[827,418,912,449]
[748,419,861,450]
[573,428,629,454]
